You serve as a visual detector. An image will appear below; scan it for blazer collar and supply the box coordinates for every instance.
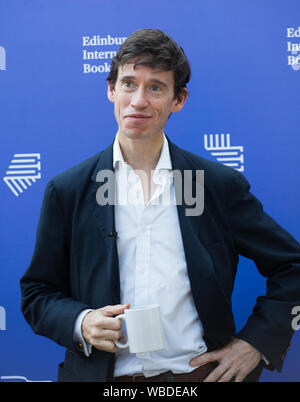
[91,142,114,182]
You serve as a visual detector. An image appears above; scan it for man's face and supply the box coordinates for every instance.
[107,63,188,141]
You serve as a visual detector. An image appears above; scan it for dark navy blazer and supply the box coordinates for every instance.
[20,137,300,381]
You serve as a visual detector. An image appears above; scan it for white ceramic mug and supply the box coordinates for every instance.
[114,304,164,353]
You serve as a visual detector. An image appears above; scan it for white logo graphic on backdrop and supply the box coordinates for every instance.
[204,134,244,172]
[82,34,127,74]
[287,27,300,70]
[3,154,41,197]
[0,306,6,330]
[0,46,6,70]
[0,376,51,382]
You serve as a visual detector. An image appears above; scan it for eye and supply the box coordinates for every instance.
[151,85,161,92]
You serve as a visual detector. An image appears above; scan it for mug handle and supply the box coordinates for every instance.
[114,314,129,349]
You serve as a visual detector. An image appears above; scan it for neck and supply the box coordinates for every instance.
[117,131,164,173]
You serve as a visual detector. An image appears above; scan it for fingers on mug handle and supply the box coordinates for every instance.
[114,314,129,349]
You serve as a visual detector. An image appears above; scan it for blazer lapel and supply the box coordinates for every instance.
[86,142,120,304]
[167,137,235,349]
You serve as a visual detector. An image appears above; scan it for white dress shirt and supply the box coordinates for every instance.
[113,133,207,377]
[74,133,207,377]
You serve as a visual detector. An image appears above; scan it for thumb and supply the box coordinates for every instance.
[190,350,220,367]
[100,304,130,316]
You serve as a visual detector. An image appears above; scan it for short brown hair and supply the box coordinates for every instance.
[106,29,191,101]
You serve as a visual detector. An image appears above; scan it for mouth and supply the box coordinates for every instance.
[124,114,152,120]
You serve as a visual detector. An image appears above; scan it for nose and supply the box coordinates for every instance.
[131,87,148,109]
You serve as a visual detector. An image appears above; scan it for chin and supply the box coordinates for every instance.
[121,129,151,139]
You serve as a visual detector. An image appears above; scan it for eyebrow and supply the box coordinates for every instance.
[120,75,168,88]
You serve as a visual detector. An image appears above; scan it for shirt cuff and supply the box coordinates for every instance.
[261,354,270,365]
[73,308,93,357]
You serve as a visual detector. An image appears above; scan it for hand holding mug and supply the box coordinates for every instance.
[81,304,130,353]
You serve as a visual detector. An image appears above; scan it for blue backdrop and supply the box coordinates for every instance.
[1,0,300,382]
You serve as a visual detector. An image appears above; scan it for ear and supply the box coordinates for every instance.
[171,88,189,113]
[107,80,115,103]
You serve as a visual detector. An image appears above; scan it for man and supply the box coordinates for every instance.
[20,29,300,382]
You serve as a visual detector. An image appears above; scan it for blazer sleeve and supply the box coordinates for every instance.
[20,179,90,352]
[228,170,300,372]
